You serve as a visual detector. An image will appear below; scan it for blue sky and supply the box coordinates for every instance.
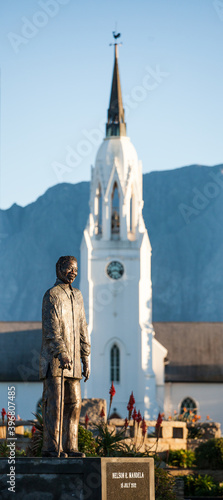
[0,0,223,208]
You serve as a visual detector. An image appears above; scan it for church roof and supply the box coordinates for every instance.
[153,322,223,383]
[0,322,42,381]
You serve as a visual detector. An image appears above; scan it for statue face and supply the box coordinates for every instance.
[61,260,78,284]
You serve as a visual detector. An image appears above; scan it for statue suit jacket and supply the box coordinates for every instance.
[39,279,90,380]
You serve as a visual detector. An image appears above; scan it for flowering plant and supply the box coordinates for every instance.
[155,412,163,438]
[127,392,135,420]
[1,408,6,423]
[108,382,116,420]
[85,413,89,430]
[100,407,105,418]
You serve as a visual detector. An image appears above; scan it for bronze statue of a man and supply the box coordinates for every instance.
[39,256,90,457]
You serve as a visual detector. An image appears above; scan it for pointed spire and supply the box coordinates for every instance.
[106,44,127,138]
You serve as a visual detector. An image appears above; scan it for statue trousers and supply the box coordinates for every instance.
[42,370,82,454]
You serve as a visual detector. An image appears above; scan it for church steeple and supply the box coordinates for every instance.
[106,44,127,138]
[81,38,163,422]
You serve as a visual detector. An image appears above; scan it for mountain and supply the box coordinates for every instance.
[0,164,223,322]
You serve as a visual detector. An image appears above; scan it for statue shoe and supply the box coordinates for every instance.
[60,451,68,458]
[67,451,86,458]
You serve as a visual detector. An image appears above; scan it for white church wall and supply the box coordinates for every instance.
[139,232,152,331]
[164,382,223,433]
[138,231,159,418]
[80,228,92,325]
[152,338,167,386]
[86,246,143,411]
[0,382,42,420]
[152,338,167,413]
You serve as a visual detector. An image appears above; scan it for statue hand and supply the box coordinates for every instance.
[58,353,72,370]
[82,358,90,382]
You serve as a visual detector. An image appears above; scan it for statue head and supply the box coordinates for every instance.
[56,256,78,284]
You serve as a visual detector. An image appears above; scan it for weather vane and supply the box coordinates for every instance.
[112,30,121,40]
[109,29,123,47]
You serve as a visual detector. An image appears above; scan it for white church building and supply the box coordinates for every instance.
[80,43,167,419]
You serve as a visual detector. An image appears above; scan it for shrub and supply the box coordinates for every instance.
[0,441,9,457]
[155,467,177,500]
[95,422,127,457]
[78,425,97,456]
[184,473,223,497]
[0,441,26,457]
[195,438,223,469]
[187,421,220,440]
[168,449,196,468]
[187,423,205,439]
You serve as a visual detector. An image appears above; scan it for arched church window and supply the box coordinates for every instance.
[180,397,197,417]
[95,184,102,235]
[110,344,120,382]
[111,182,120,236]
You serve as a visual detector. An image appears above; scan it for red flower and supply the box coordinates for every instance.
[85,413,89,429]
[100,407,105,418]
[127,392,135,419]
[127,402,132,419]
[124,417,128,430]
[132,407,137,422]
[1,408,6,423]
[109,382,116,401]
[141,417,147,437]
[109,382,116,407]
[129,391,135,406]
[108,382,116,420]
[136,410,142,425]
[31,426,36,436]
[155,412,163,432]
[1,409,6,425]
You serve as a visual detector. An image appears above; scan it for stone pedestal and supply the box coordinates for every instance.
[0,457,155,500]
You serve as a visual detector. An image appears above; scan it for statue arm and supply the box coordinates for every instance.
[78,292,91,359]
[78,292,90,381]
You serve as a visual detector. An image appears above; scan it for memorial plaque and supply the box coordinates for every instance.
[101,458,155,500]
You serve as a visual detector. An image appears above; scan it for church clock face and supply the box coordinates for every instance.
[106,261,124,280]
